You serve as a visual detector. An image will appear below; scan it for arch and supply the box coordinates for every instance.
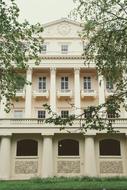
[99,139,121,156]
[58,139,79,156]
[16,139,38,156]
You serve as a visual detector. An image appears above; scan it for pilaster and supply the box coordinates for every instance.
[25,67,32,118]
[74,68,81,116]
[50,68,56,113]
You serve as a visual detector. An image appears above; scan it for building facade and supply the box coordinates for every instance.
[0,18,127,180]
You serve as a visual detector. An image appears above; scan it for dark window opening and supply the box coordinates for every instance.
[99,139,121,156]
[16,139,38,156]
[58,139,79,156]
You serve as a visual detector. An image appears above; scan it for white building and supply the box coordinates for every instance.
[0,18,127,180]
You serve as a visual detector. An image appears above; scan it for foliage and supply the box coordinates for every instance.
[0,0,43,111]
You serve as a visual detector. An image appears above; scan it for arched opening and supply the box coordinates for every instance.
[58,139,79,156]
[16,139,38,156]
[99,139,121,156]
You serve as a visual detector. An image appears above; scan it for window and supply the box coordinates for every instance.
[61,77,68,90]
[84,77,91,90]
[41,44,47,53]
[61,45,68,54]
[84,109,92,118]
[99,139,121,156]
[58,139,79,156]
[61,110,69,118]
[106,79,113,90]
[38,110,46,119]
[38,77,46,91]
[14,110,23,118]
[16,139,38,156]
[107,111,119,118]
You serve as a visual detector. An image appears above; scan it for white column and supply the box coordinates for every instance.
[84,136,97,177]
[50,68,56,113]
[25,68,32,118]
[74,68,81,116]
[0,134,11,179]
[98,75,105,105]
[41,134,53,178]
[0,96,6,118]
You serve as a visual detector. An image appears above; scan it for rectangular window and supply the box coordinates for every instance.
[41,44,47,53]
[61,45,68,54]
[38,110,46,119]
[38,77,46,91]
[84,109,92,118]
[106,79,113,90]
[84,77,91,90]
[61,77,68,90]
[14,110,23,118]
[61,110,69,118]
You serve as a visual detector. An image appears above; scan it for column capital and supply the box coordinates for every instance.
[74,67,80,72]
[50,67,56,72]
[27,67,33,74]
[41,133,54,137]
[0,132,12,137]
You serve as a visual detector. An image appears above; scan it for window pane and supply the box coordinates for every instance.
[14,110,23,118]
[16,139,38,156]
[99,139,121,156]
[38,110,46,119]
[61,110,69,118]
[58,139,79,156]
[84,77,91,90]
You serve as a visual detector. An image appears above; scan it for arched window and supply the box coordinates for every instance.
[99,139,121,156]
[16,139,38,156]
[58,139,79,156]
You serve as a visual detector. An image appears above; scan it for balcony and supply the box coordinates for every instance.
[106,89,114,97]
[16,89,25,98]
[81,89,96,98]
[0,118,127,131]
[33,89,49,99]
[57,89,73,99]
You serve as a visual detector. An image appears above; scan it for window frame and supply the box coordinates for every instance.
[99,139,121,156]
[61,76,69,90]
[58,139,79,156]
[61,44,68,54]
[41,44,47,53]
[16,139,38,157]
[84,76,92,90]
[61,110,69,118]
[13,109,24,118]
[37,110,46,119]
[38,76,46,91]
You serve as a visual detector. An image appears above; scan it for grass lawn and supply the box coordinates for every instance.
[0,177,127,190]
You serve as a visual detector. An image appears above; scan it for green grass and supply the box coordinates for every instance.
[0,177,127,190]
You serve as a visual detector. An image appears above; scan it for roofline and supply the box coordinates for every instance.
[43,18,81,28]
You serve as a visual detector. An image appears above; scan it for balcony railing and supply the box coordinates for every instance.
[57,89,73,98]
[0,118,127,128]
[33,89,49,99]
[106,89,114,96]
[81,89,96,98]
[16,89,25,98]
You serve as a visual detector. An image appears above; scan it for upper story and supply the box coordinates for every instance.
[40,18,83,56]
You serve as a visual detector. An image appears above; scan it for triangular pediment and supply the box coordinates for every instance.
[42,18,82,38]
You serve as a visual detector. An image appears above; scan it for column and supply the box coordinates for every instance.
[41,134,53,178]
[25,68,32,117]
[74,68,81,116]
[0,134,11,179]
[0,96,6,118]
[98,75,105,105]
[84,136,97,176]
[50,68,56,113]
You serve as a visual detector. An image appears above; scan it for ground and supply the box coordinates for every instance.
[0,177,127,190]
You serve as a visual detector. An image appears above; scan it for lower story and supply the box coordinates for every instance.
[0,132,127,179]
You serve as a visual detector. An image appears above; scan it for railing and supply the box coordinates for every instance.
[0,118,127,128]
